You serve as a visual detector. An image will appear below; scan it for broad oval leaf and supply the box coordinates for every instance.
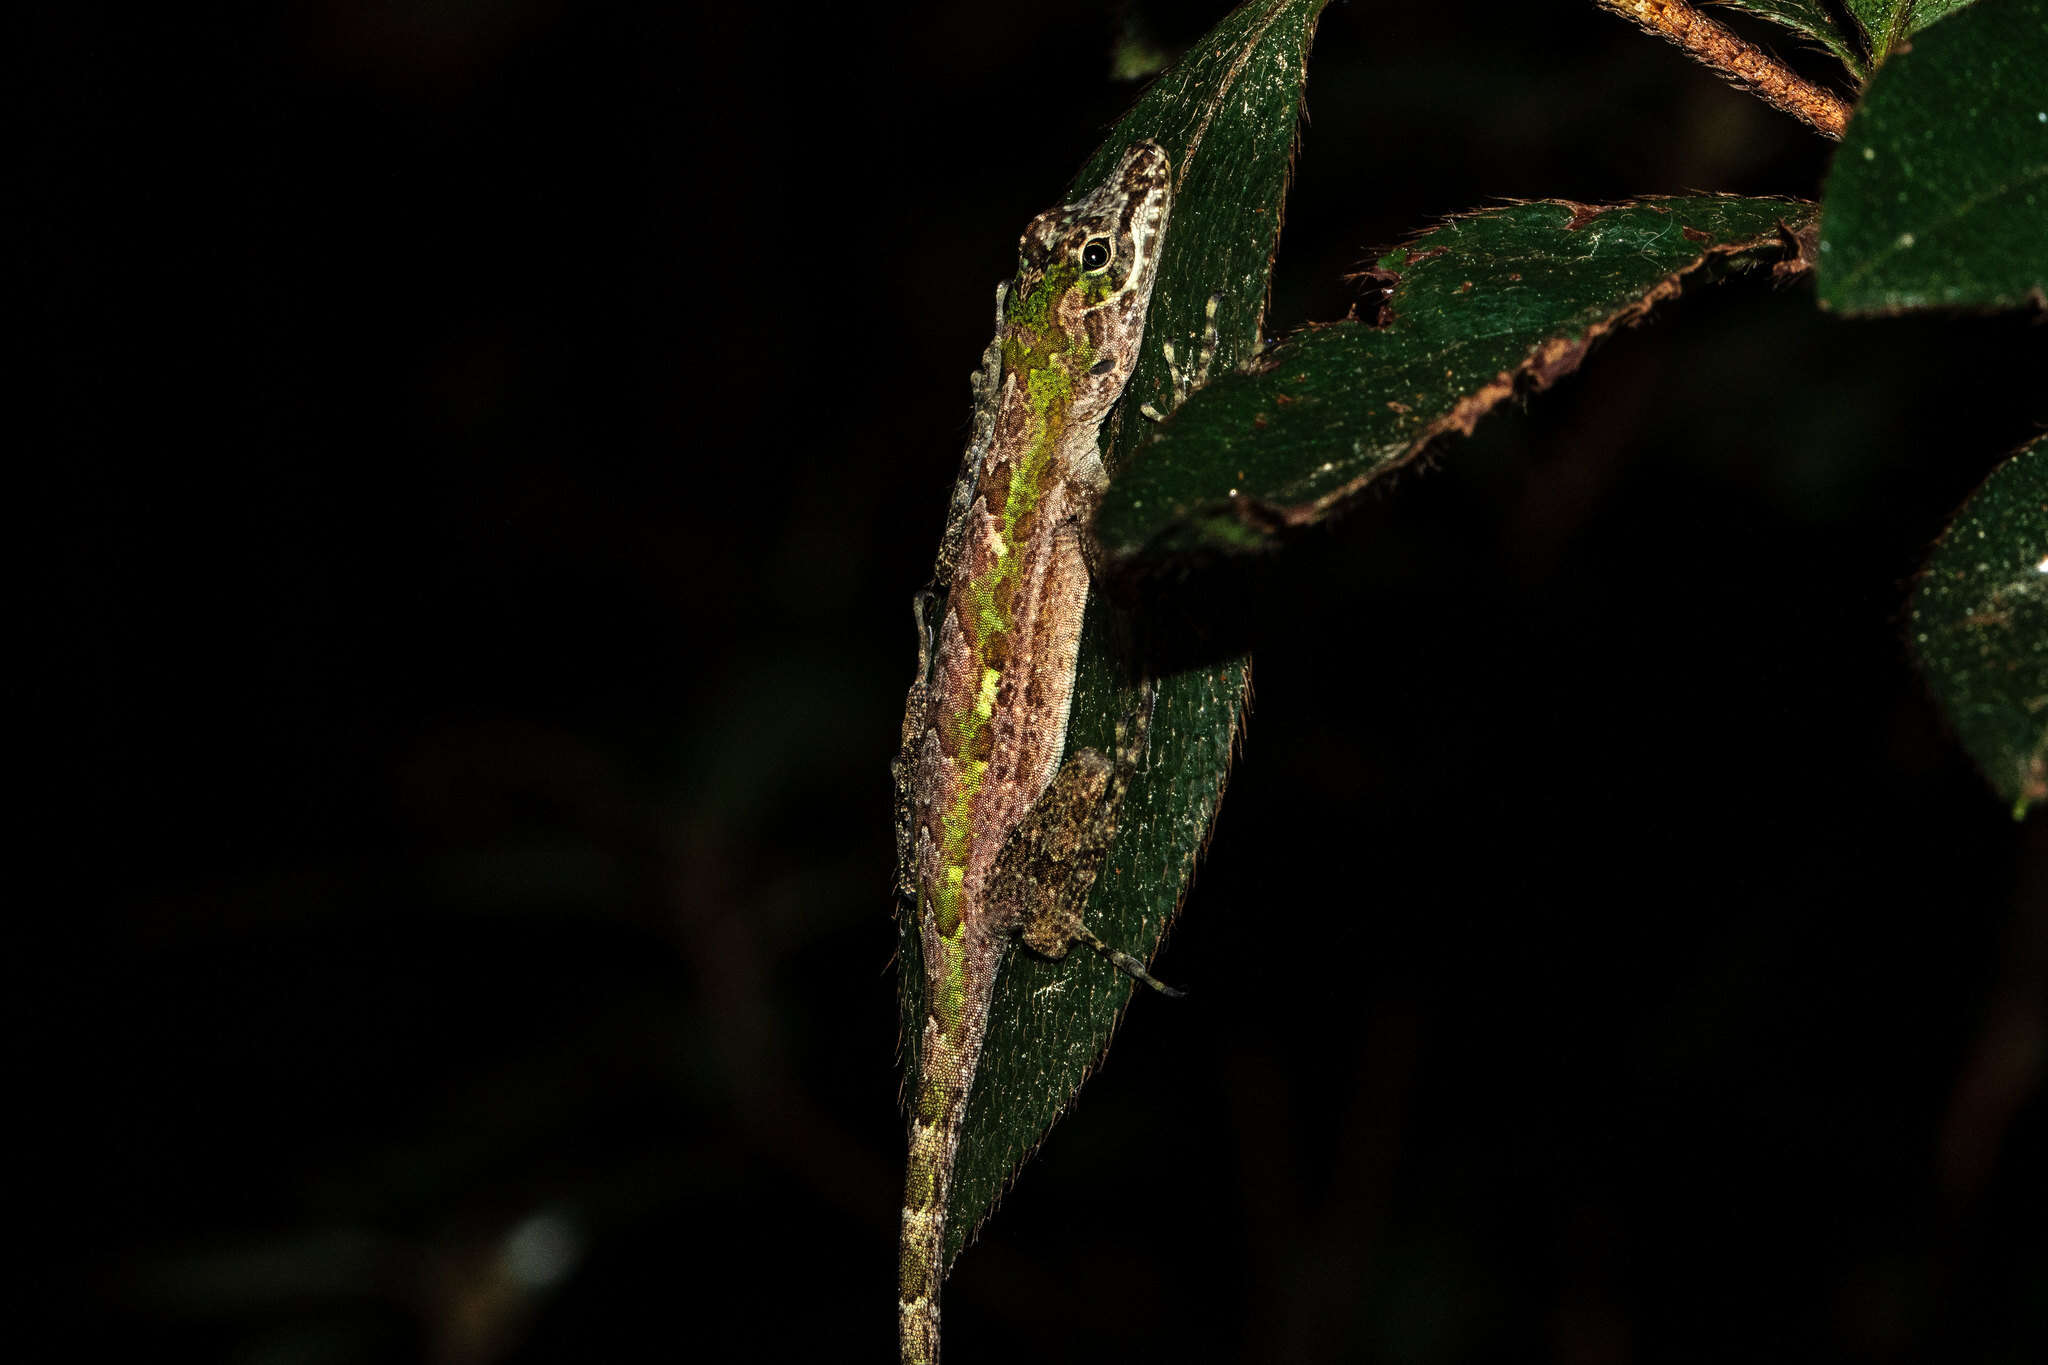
[1817,0,2048,314]
[1910,437,2048,818]
[898,0,1330,1273]
[1905,0,1988,36]
[1096,197,1815,568]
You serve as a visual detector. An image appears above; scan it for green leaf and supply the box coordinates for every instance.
[1714,0,1869,78]
[1846,0,1913,61]
[1909,437,2048,818]
[1906,0,1986,36]
[1096,197,1814,568]
[1817,0,2048,314]
[1843,0,1984,58]
[898,0,1329,1272]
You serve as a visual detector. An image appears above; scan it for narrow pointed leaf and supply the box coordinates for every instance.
[1096,197,1815,569]
[1910,437,2048,818]
[1842,0,1984,57]
[1817,0,2048,314]
[1846,0,1913,61]
[1714,0,1869,78]
[898,0,1330,1272]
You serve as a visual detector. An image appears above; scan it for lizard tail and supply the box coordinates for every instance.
[899,1010,975,1364]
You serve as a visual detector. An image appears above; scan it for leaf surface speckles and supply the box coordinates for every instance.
[1817,0,2048,314]
[1910,438,2048,818]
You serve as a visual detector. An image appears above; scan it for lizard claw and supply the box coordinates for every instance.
[1145,293,1223,422]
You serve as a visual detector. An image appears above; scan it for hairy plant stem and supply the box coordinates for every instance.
[1594,0,1854,139]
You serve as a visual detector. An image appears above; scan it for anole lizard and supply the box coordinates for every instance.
[893,140,1182,1364]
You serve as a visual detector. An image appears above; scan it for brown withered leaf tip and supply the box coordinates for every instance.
[1526,336,1590,386]
[1771,218,1819,282]
[1560,201,1611,231]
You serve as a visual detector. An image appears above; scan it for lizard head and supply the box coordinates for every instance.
[1002,140,1172,423]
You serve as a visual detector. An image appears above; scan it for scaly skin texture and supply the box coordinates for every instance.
[894,141,1174,1365]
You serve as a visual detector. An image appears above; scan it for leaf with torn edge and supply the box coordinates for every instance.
[1096,196,1817,571]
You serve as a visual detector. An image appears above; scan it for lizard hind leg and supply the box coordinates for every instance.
[1068,923,1185,998]
[987,684,1180,996]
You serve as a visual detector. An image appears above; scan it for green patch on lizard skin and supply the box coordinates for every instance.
[1000,258,1110,373]
[928,263,1102,1048]
[929,898,966,1042]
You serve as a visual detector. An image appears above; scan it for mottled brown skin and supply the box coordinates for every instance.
[894,142,1177,1365]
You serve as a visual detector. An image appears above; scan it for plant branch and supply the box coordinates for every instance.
[1594,0,1854,139]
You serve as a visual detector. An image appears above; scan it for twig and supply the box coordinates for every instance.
[1594,0,1854,139]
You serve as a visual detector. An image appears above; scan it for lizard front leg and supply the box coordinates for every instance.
[1139,293,1222,423]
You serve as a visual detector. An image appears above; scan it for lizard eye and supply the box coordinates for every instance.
[1081,238,1111,271]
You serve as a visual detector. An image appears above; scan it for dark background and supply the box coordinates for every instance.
[27,1,2046,1361]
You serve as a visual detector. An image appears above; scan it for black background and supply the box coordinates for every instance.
[27,1,2046,1361]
